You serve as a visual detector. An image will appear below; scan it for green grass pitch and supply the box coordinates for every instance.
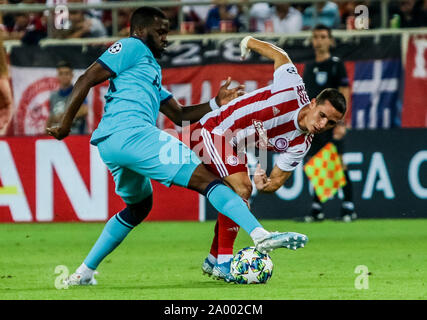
[1,219,426,300]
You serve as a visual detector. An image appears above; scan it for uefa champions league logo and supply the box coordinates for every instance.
[108,42,123,54]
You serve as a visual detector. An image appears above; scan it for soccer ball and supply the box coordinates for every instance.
[230,247,273,284]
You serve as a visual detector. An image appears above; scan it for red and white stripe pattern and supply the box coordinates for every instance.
[200,127,229,177]
[200,83,312,154]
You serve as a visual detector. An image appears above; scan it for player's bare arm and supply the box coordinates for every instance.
[240,36,292,70]
[46,62,111,140]
[160,77,245,126]
[254,164,292,193]
[0,77,14,133]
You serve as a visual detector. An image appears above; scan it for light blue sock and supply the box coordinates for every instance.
[205,181,262,235]
[84,211,134,270]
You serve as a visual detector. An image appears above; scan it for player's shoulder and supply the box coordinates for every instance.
[331,56,344,64]
[274,62,301,78]
[108,37,148,54]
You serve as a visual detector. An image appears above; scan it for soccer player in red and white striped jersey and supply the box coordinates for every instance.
[192,36,347,281]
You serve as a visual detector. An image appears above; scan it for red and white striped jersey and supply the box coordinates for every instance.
[199,63,313,172]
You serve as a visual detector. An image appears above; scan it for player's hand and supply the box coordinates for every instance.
[254,163,271,191]
[216,77,245,106]
[240,36,253,60]
[46,125,70,140]
[333,122,347,140]
[0,106,11,132]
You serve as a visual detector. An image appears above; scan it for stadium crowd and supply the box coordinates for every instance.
[1,0,427,44]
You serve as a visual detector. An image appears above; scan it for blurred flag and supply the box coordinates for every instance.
[351,59,402,129]
[304,142,346,203]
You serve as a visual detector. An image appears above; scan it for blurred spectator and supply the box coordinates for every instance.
[0,36,14,135]
[419,0,427,25]
[46,61,88,135]
[162,6,180,34]
[205,0,241,33]
[4,12,30,40]
[103,9,131,37]
[250,2,302,33]
[233,0,249,32]
[271,4,303,33]
[338,1,356,29]
[58,9,107,38]
[249,2,272,32]
[302,1,340,30]
[0,0,15,37]
[1,11,47,44]
[390,0,426,27]
[182,0,212,33]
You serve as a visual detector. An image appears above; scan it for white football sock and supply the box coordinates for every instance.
[207,254,217,265]
[76,263,95,278]
[217,254,233,264]
[250,227,270,242]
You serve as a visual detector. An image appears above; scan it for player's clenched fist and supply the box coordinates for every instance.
[254,163,271,191]
[240,36,253,60]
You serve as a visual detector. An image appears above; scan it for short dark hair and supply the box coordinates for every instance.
[130,6,167,34]
[56,60,72,69]
[313,24,332,38]
[316,88,346,115]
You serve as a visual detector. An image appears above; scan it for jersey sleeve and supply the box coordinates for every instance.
[271,63,304,93]
[160,86,173,104]
[275,149,307,172]
[97,38,147,77]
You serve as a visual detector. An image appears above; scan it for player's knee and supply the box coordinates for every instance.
[126,194,153,226]
[187,163,219,193]
[233,182,252,200]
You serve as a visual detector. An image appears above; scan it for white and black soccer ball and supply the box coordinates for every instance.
[230,247,273,284]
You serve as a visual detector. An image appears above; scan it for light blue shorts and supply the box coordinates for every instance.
[96,125,201,204]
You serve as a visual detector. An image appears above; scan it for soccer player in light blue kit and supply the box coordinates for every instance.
[46,6,308,285]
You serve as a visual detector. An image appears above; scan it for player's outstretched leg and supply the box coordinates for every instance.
[254,231,308,254]
[64,195,153,286]
[211,214,239,282]
[202,220,218,277]
[185,164,309,255]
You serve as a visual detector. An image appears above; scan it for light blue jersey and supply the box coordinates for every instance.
[91,36,172,145]
[89,36,200,195]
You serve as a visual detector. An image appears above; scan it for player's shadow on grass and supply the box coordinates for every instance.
[110,281,247,290]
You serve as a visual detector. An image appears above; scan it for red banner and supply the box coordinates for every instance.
[402,35,427,127]
[0,136,199,222]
